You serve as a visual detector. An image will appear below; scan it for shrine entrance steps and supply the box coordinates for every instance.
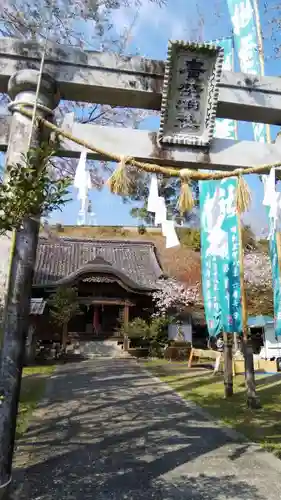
[79,339,130,359]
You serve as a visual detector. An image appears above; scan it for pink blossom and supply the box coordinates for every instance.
[153,252,274,317]
[244,252,272,290]
[153,278,200,316]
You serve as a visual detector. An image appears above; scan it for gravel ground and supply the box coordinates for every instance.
[11,358,281,499]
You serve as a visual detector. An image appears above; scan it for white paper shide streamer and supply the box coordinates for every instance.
[147,174,159,213]
[162,220,180,249]
[146,174,179,248]
[74,150,92,225]
[143,174,180,248]
[262,169,281,236]
[155,197,167,225]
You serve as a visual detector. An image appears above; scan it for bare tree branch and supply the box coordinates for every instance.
[0,0,165,190]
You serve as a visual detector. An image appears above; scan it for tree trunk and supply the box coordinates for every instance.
[123,336,130,351]
[233,332,239,352]
[242,335,261,409]
[213,352,222,374]
[24,324,36,365]
[223,332,233,398]
[62,323,68,350]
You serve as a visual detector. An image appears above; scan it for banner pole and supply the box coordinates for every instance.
[237,206,260,408]
[223,331,233,396]
[237,210,248,334]
[207,36,236,395]
[253,0,281,338]
[231,32,239,355]
[252,0,271,144]
[275,233,281,272]
[231,32,239,142]
[224,34,235,395]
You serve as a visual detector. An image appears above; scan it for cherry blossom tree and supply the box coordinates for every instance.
[1,0,165,44]
[153,251,273,319]
[0,0,166,184]
[243,251,273,316]
[152,278,201,317]
[244,252,272,290]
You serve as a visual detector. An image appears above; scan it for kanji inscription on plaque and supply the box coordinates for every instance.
[158,40,224,148]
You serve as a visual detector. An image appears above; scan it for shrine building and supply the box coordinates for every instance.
[30,236,164,343]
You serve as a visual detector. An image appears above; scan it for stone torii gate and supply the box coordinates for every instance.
[0,37,280,497]
[1,37,281,167]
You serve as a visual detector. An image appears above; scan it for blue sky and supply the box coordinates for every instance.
[3,0,281,235]
[48,0,280,235]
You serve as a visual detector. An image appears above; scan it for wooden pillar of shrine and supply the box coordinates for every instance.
[123,302,130,351]
[223,332,233,398]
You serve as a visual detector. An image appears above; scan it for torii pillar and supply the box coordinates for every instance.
[0,69,59,498]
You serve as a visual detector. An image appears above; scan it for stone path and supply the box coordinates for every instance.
[12,359,281,499]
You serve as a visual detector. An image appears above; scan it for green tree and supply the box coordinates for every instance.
[0,145,71,234]
[177,227,201,251]
[128,173,199,226]
[116,317,150,339]
[48,286,81,349]
[146,316,170,358]
[242,224,257,251]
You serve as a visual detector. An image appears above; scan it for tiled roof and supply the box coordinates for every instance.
[33,237,163,290]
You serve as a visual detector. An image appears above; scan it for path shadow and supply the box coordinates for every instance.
[255,373,281,387]
[11,360,271,499]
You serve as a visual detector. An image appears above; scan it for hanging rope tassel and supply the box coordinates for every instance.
[236,173,252,213]
[178,171,194,214]
[15,106,281,183]
[106,156,132,195]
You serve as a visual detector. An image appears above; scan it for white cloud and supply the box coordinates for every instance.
[112,7,135,35]
[169,18,188,40]
[110,1,216,60]
[111,0,187,42]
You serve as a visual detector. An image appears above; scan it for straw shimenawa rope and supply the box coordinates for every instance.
[236,171,252,213]
[16,105,280,213]
[106,156,133,195]
[17,106,281,180]
[178,170,195,214]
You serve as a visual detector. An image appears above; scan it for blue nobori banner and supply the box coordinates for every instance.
[226,0,267,143]
[199,178,242,337]
[199,37,242,337]
[268,216,281,336]
[212,37,237,141]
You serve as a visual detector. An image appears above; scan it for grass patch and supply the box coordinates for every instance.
[16,364,55,439]
[144,359,281,458]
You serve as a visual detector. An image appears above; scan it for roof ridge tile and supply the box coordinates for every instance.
[34,237,163,288]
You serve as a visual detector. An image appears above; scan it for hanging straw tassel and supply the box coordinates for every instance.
[106,156,132,195]
[236,173,252,213]
[177,177,194,215]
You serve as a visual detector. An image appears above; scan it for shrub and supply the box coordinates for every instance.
[146,316,170,358]
[138,224,146,235]
[148,316,170,339]
[177,228,201,251]
[115,316,170,358]
[242,224,257,251]
[116,317,150,339]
